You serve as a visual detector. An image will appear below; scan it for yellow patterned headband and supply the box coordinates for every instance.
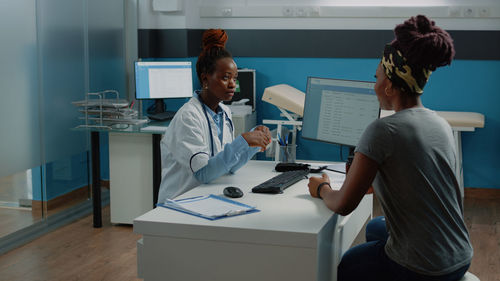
[381,44,432,95]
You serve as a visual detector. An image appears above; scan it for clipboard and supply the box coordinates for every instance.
[158,194,259,220]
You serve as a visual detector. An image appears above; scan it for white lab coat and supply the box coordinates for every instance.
[157,96,234,203]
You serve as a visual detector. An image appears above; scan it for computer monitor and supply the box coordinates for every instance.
[223,69,256,111]
[302,77,380,150]
[135,61,193,116]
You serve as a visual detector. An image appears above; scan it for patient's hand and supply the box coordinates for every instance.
[308,174,331,198]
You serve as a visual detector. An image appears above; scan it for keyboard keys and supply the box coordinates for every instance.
[252,169,309,194]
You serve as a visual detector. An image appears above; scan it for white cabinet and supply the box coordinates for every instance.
[109,133,153,224]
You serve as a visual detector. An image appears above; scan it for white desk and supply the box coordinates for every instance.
[109,132,155,224]
[74,121,170,227]
[107,121,170,224]
[108,118,253,224]
[134,160,372,281]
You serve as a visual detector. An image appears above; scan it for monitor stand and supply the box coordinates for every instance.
[148,99,176,121]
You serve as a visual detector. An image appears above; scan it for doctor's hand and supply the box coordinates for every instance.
[253,126,272,141]
[254,125,270,135]
[308,173,332,199]
[242,130,271,152]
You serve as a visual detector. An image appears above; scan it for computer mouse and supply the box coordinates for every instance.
[223,186,243,198]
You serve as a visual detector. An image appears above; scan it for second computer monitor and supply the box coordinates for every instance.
[135,61,193,100]
[302,77,380,148]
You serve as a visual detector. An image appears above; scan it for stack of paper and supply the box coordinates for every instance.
[140,126,168,133]
[160,194,258,220]
[309,163,346,190]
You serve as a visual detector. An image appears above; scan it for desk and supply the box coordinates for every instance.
[380,110,484,195]
[134,160,373,281]
[77,121,169,227]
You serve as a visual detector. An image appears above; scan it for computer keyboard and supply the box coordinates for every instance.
[148,111,176,121]
[252,169,309,194]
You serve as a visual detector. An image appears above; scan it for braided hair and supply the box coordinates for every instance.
[195,29,233,83]
[391,15,455,71]
[382,15,455,96]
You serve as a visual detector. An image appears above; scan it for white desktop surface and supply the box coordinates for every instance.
[134,160,372,281]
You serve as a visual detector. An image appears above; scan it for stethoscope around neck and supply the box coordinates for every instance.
[197,94,234,157]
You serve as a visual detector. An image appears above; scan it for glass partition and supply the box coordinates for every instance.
[0,0,125,243]
[0,0,45,239]
[38,0,90,217]
[0,0,41,179]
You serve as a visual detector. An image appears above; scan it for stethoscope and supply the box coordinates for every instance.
[198,94,234,157]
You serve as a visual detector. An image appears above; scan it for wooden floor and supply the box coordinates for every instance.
[0,206,141,281]
[0,190,498,281]
[0,196,90,238]
[0,208,41,238]
[463,189,500,281]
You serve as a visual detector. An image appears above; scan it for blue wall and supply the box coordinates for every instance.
[232,57,499,189]
[99,57,499,189]
[32,152,90,201]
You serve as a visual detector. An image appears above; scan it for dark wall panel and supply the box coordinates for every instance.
[138,29,189,57]
[449,31,500,60]
[139,29,500,60]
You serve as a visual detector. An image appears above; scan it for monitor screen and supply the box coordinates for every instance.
[302,77,380,148]
[135,61,193,99]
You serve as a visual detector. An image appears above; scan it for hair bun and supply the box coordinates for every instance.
[392,15,455,70]
[202,29,228,51]
[415,15,435,34]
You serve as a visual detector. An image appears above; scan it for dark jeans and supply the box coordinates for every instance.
[338,216,470,281]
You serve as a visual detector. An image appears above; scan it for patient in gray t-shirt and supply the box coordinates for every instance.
[355,107,473,275]
[308,15,473,280]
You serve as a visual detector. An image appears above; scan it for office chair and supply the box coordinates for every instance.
[460,272,480,281]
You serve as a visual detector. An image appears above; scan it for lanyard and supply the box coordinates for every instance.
[198,95,233,157]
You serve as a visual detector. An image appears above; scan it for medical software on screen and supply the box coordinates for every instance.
[302,77,380,147]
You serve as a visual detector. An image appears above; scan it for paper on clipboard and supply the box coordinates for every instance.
[325,163,346,190]
[308,162,346,191]
[160,194,258,220]
[324,171,345,190]
[326,163,346,174]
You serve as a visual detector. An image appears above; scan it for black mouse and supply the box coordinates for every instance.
[223,186,243,198]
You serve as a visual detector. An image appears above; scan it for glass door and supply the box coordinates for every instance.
[0,0,125,246]
[0,0,46,240]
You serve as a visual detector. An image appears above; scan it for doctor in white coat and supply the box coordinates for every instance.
[158,29,271,203]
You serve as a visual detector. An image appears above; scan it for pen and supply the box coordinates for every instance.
[325,168,346,174]
[170,195,209,203]
[224,210,246,216]
[277,133,284,146]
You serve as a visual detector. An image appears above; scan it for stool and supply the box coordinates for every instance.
[460,272,480,281]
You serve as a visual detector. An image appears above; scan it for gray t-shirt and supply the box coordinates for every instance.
[355,108,472,275]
